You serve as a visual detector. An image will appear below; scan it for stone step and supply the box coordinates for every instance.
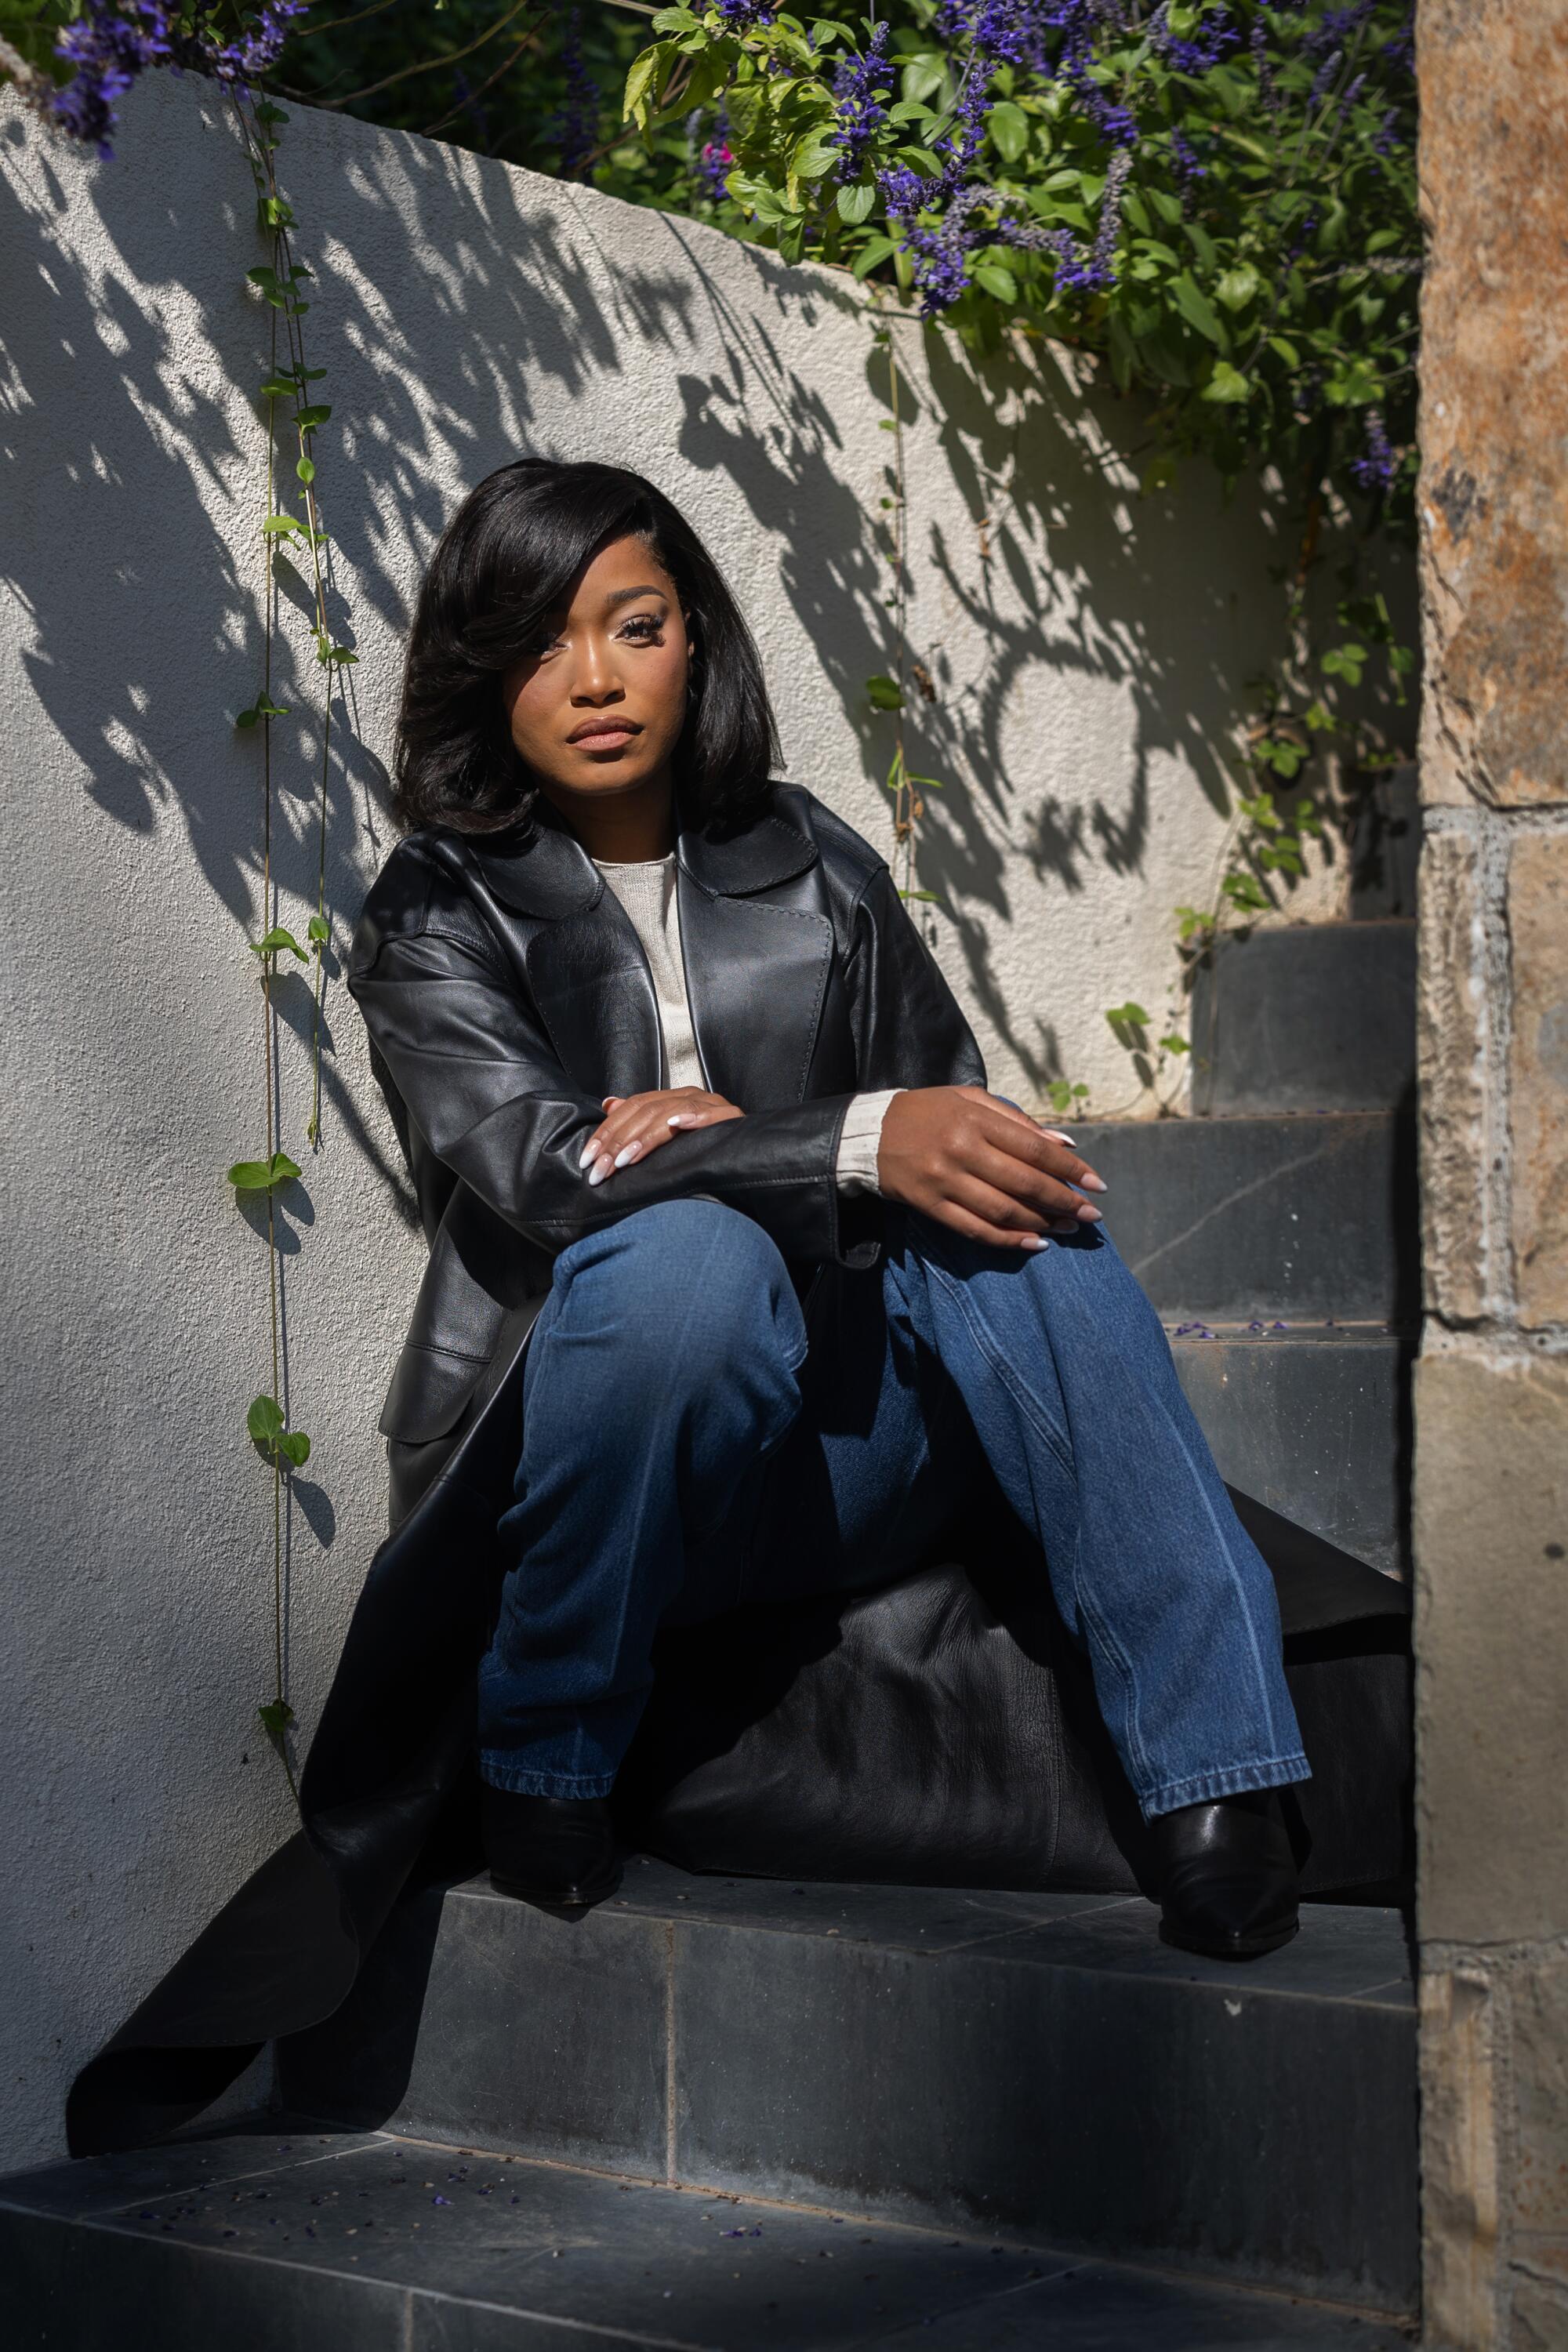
[1189,922,1417,1117]
[1069,1113,1417,1324]
[1170,1324,1413,1577]
[0,2116,1417,2352]
[273,1865,1418,2318]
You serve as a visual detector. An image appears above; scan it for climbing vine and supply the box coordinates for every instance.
[220,83,359,1793]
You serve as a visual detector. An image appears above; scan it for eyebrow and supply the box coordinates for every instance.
[603,584,669,609]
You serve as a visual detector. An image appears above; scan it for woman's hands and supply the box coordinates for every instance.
[579,1087,744,1186]
[877,1085,1107,1250]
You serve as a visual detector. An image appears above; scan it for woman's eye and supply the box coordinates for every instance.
[619,613,663,644]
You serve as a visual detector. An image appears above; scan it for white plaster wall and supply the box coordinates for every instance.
[1,71,1370,2170]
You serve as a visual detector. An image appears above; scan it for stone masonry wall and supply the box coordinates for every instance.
[1414,5,1568,2344]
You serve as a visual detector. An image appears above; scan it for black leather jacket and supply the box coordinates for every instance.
[347,780,986,1521]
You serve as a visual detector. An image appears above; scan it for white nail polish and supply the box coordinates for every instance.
[587,1160,608,1187]
[579,1142,598,1169]
[1022,1234,1049,1250]
[615,1144,641,1167]
[1044,1130,1077,1145]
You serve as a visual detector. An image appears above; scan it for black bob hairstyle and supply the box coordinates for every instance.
[393,457,781,837]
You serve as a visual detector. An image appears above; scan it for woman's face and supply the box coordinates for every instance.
[499,534,691,815]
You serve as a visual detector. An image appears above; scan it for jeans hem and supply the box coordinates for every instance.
[1138,1751,1311,1822]
[479,1755,617,1798]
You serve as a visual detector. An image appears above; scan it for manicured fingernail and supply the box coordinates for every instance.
[1021,1234,1049,1251]
[667,1114,692,1128]
[1044,1130,1076,1145]
[579,1141,599,1169]
[1080,1173,1109,1193]
[587,1156,613,1187]
[614,1142,641,1167]
[1076,1203,1103,1222]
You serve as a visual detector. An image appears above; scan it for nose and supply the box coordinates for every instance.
[569,629,624,706]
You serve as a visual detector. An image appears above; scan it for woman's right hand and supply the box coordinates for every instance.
[579,1087,743,1186]
[876,1085,1107,1250]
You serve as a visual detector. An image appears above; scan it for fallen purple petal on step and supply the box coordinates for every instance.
[432,2195,452,2207]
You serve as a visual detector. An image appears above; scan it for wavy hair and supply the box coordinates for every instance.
[393,458,781,836]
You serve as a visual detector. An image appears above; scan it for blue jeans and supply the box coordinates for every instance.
[477,1198,1309,1822]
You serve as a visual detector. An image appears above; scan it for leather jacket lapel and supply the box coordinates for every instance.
[461,787,831,1108]
[675,868,832,1109]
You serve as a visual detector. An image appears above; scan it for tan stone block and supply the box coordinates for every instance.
[1417,1,1568,810]
[1514,1966,1568,2237]
[1509,836,1568,1326]
[1420,832,1488,1321]
[1512,2272,1568,2352]
[1421,1965,1502,2351]
[1414,1351,1568,1945]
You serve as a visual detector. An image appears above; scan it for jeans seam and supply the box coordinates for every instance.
[918,1250,1156,1795]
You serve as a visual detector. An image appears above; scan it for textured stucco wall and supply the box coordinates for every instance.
[1413,4,1568,2346]
[4,69,1352,2172]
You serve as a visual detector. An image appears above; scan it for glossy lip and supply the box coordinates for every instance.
[567,717,641,746]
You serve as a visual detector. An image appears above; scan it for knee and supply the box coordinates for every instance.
[552,1200,804,1398]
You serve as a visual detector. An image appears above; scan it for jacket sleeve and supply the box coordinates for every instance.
[348,920,864,1266]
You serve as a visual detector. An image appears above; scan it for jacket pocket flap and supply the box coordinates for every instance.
[378,1341,490,1444]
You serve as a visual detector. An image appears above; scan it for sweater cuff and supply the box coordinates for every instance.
[833,1087,903,1196]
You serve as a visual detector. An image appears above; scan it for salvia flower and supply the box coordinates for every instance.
[1350,408,1396,491]
[52,0,305,156]
[710,0,775,27]
[694,106,735,200]
[552,8,599,178]
[829,20,891,180]
[1151,2,1240,77]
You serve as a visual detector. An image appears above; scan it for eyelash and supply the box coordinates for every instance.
[528,612,665,655]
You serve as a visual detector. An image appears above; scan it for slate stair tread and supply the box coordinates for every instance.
[274,1864,1418,2318]
[1,2118,1417,2352]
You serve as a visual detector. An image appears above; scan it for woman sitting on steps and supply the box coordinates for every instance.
[347,454,1309,1962]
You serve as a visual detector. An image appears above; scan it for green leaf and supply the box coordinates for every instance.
[851,234,898,278]
[866,673,905,711]
[251,925,308,961]
[1105,1000,1151,1028]
[974,262,1018,303]
[296,404,332,429]
[622,42,666,126]
[899,887,940,902]
[307,913,330,944]
[278,1428,312,1468]
[1267,334,1301,368]
[1215,263,1260,312]
[247,1393,285,1447]
[256,1697,296,1747]
[987,100,1029,162]
[1159,1033,1191,1055]
[227,1149,303,1193]
[258,376,296,399]
[790,124,844,181]
[837,180,877,225]
[296,456,316,485]
[1171,273,1225,347]
[1202,360,1251,405]
[262,513,302,538]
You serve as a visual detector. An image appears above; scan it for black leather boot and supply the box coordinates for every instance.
[1152,1788,1301,1959]
[480,1784,622,1907]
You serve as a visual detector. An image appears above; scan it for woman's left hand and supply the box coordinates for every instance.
[579,1088,744,1185]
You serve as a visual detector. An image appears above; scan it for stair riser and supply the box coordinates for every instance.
[1069,1115,1417,1323]
[1174,1336,1413,1576]
[1189,924,1417,1117]
[280,1886,1418,2316]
